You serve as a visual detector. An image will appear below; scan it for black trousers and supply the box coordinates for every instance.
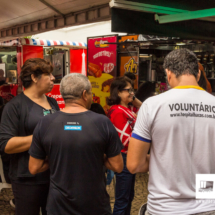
[12,182,49,215]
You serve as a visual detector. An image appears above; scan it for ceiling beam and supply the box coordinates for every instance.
[155,8,215,24]
[39,0,65,17]
[109,0,188,15]
[0,4,110,41]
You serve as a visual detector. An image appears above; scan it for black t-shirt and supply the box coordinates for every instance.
[0,94,59,184]
[29,111,123,215]
[19,94,58,184]
[24,94,57,135]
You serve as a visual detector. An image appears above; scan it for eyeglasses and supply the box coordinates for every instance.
[121,88,134,94]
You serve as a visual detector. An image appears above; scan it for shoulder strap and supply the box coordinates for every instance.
[47,96,60,110]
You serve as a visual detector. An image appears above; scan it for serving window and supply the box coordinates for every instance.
[43,47,69,84]
[0,47,17,85]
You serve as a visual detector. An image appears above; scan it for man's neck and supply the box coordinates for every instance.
[61,101,88,114]
[173,75,199,88]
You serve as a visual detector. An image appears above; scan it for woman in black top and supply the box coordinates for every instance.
[0,58,59,215]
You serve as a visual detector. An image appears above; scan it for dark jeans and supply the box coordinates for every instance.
[12,182,49,215]
[113,153,136,215]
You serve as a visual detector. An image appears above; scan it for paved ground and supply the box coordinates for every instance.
[0,188,14,215]
[0,172,149,215]
[107,172,149,215]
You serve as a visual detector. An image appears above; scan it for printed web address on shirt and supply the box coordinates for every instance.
[170,112,215,119]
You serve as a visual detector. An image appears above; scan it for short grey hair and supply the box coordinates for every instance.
[60,73,91,101]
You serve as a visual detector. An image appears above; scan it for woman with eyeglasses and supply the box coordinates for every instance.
[0,58,59,215]
[107,77,142,215]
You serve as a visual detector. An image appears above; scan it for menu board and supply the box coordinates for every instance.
[87,36,117,114]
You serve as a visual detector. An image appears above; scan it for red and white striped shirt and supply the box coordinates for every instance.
[107,105,137,153]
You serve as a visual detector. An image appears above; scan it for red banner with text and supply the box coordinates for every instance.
[46,85,65,110]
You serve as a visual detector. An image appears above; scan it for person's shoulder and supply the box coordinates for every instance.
[87,111,109,122]
[108,106,126,121]
[47,96,56,102]
[108,105,125,115]
[38,112,61,131]
[144,90,171,104]
[43,111,60,121]
[200,91,215,104]
[8,93,24,104]
[202,91,215,98]
[4,93,24,109]
[47,96,58,105]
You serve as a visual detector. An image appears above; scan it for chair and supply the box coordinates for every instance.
[0,155,12,191]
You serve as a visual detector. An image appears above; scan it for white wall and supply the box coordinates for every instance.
[34,30,65,41]
[34,21,126,43]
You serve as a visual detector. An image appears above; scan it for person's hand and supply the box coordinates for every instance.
[133,113,137,118]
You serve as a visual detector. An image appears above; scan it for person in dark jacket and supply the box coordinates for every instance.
[124,72,136,87]
[89,103,106,115]
[0,58,59,215]
[135,82,155,103]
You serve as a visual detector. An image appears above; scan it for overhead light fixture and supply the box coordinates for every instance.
[155,8,215,24]
[110,0,215,25]
[109,0,188,15]
[176,42,186,45]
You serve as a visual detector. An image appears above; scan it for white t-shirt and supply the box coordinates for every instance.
[132,86,215,215]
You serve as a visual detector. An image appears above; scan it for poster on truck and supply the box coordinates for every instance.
[87,35,117,114]
[119,54,138,89]
[118,35,139,89]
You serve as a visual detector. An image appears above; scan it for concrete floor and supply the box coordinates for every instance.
[107,172,149,215]
[0,172,149,215]
[0,188,14,215]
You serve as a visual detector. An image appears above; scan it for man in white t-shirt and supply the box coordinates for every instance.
[127,48,215,215]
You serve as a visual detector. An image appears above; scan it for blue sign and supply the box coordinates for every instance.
[64,125,82,130]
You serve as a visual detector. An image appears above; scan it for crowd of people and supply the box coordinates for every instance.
[0,48,214,215]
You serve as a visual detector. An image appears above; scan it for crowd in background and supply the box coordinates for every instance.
[0,48,214,215]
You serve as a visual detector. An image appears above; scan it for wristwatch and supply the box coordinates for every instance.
[133,95,136,101]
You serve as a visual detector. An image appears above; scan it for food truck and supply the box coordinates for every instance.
[87,34,215,113]
[0,38,87,109]
[87,34,169,113]
[117,34,215,92]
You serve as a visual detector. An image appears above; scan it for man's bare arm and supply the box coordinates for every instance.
[29,156,49,175]
[5,135,33,154]
[127,137,150,174]
[104,153,123,173]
